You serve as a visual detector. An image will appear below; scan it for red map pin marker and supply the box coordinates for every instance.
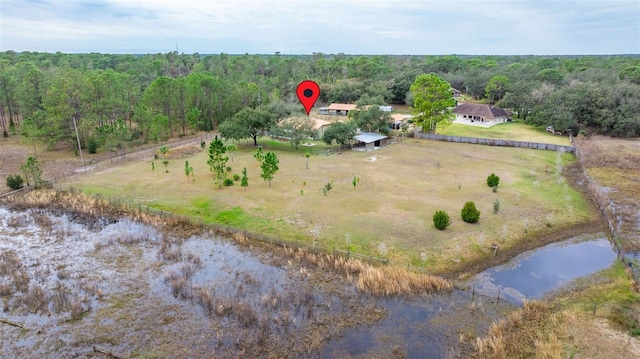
[296,80,320,116]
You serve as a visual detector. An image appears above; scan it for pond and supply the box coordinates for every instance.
[467,235,618,303]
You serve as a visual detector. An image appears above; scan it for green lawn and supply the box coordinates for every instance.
[437,120,573,146]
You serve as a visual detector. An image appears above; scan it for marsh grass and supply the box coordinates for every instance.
[474,301,553,359]
[283,246,452,296]
[356,266,452,296]
[473,262,640,359]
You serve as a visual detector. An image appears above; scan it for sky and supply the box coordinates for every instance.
[1,0,639,55]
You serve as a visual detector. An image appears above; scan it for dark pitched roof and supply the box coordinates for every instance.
[452,103,511,119]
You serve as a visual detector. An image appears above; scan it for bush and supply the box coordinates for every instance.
[461,201,480,223]
[226,166,232,172]
[233,174,240,181]
[223,178,234,186]
[487,173,500,188]
[87,137,98,154]
[6,174,24,190]
[200,141,206,149]
[432,210,451,230]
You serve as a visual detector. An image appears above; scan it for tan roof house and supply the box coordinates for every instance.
[311,117,332,138]
[326,103,357,116]
[390,114,412,130]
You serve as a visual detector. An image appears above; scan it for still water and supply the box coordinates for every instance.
[468,235,617,303]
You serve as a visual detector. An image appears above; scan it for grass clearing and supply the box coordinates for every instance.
[438,120,572,146]
[67,135,594,274]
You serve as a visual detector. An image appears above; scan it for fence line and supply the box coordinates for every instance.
[0,186,32,199]
[333,249,389,265]
[1,133,216,197]
[417,133,577,154]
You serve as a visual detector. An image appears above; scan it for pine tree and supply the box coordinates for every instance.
[207,136,229,188]
[260,151,279,186]
[241,167,249,190]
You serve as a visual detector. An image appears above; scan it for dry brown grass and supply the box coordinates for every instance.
[474,301,555,359]
[356,266,452,296]
[473,298,640,359]
[576,135,640,250]
[283,246,452,296]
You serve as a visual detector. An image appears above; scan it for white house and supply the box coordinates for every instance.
[452,103,512,127]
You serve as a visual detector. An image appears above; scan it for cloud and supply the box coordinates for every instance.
[1,0,638,54]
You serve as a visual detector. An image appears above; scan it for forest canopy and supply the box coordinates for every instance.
[0,51,639,153]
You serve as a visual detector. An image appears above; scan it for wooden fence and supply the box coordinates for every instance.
[0,133,215,198]
[333,249,389,265]
[418,133,577,154]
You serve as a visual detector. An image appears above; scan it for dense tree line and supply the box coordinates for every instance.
[0,51,639,153]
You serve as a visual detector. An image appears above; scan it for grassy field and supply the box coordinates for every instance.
[68,133,593,273]
[437,120,573,146]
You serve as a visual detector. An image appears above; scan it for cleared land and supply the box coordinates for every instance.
[68,132,594,274]
[438,121,573,146]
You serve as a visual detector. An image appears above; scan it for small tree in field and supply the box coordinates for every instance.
[433,210,451,230]
[461,201,481,223]
[305,152,311,169]
[487,173,500,188]
[260,151,279,186]
[20,156,43,188]
[227,144,237,162]
[241,167,248,190]
[207,136,229,188]
[157,145,170,159]
[184,161,194,183]
[254,146,265,163]
[322,179,334,196]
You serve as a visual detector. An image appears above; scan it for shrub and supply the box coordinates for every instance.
[226,166,232,172]
[162,160,169,167]
[432,210,451,230]
[87,137,98,154]
[6,174,24,190]
[200,141,206,149]
[487,173,500,188]
[461,201,480,223]
[223,178,234,186]
[493,199,500,214]
[233,174,240,181]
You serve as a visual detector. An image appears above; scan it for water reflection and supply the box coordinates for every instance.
[469,236,617,303]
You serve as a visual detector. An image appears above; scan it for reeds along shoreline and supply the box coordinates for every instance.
[1,189,453,296]
[473,301,562,359]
